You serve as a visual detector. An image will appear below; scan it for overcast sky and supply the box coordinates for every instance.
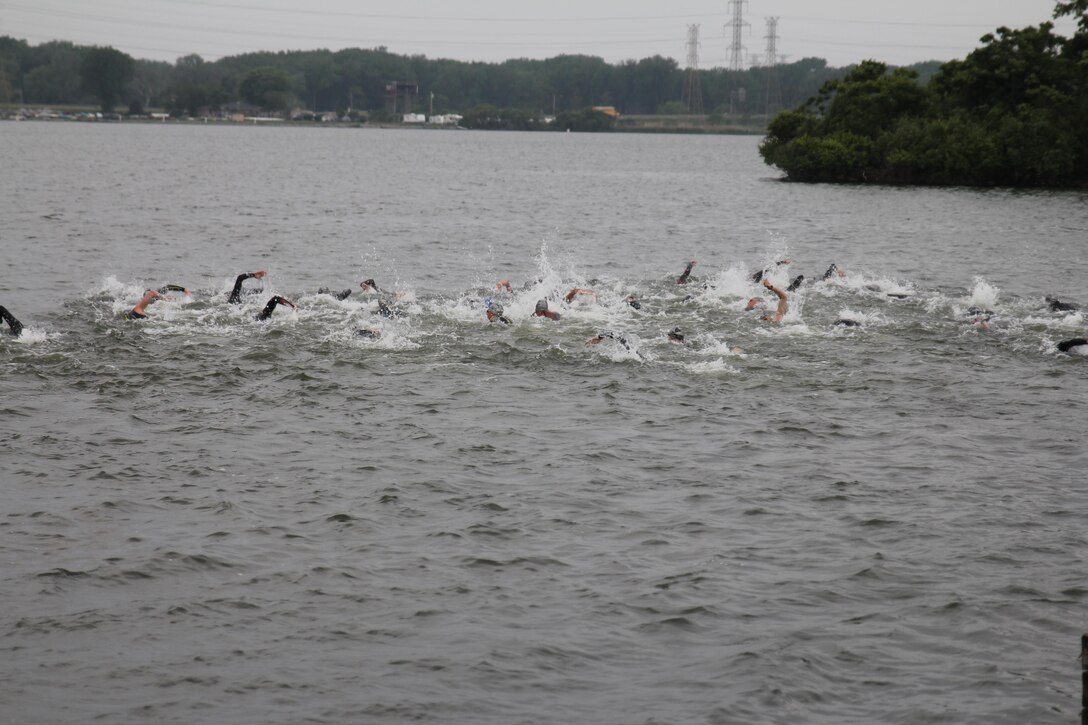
[3,0,1077,68]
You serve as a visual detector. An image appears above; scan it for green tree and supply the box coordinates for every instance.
[760,7,1088,187]
[128,59,172,112]
[169,54,229,116]
[240,66,296,111]
[80,46,134,112]
[1054,0,1088,30]
[23,44,84,103]
[552,107,616,132]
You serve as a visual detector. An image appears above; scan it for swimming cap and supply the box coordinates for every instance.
[535,299,548,312]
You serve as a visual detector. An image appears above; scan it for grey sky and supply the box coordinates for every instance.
[2,0,1076,68]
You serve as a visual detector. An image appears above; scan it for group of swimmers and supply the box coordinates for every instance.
[2,259,1086,355]
[478,258,1086,354]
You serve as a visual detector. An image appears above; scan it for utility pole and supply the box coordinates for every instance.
[763,16,782,117]
[725,0,749,72]
[682,24,704,115]
[725,0,749,117]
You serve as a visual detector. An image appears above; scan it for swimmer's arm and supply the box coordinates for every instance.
[763,279,788,321]
[139,289,163,306]
[762,278,787,300]
[0,305,23,337]
[228,270,266,303]
[565,288,594,303]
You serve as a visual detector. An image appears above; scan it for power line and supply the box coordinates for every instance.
[3,0,1030,66]
[5,0,733,24]
[1,5,705,48]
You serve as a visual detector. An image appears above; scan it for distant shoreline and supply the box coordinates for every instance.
[1,114,768,136]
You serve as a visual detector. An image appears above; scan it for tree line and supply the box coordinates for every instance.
[759,1,1088,187]
[0,34,941,124]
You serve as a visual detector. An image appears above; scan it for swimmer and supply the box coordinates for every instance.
[1,305,23,337]
[158,284,191,296]
[360,278,401,317]
[127,289,163,320]
[751,258,791,283]
[564,287,595,303]
[677,260,697,285]
[533,299,560,321]
[1057,337,1087,353]
[496,279,513,293]
[255,295,295,321]
[484,297,511,324]
[822,263,845,280]
[355,328,380,339]
[834,318,862,328]
[585,329,631,351]
[786,274,805,292]
[318,287,353,301]
[745,297,766,311]
[759,278,788,323]
[625,295,642,310]
[228,270,267,304]
[966,305,992,330]
[1046,295,1079,312]
[666,326,685,344]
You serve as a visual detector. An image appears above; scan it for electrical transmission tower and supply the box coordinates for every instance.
[725,0,749,72]
[682,24,704,115]
[763,16,783,117]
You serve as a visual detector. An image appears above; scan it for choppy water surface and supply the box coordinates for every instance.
[2,123,1087,724]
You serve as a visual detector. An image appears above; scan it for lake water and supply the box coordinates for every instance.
[2,122,1087,724]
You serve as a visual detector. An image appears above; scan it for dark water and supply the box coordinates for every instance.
[2,123,1087,724]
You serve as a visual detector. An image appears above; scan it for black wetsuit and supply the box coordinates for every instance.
[355,328,380,339]
[834,319,861,327]
[786,274,805,292]
[1047,296,1079,312]
[126,310,147,320]
[822,264,838,281]
[363,281,398,318]
[319,287,353,301]
[752,261,790,284]
[626,297,642,310]
[597,330,631,350]
[228,273,261,304]
[256,296,292,321]
[1057,338,1088,353]
[677,263,696,285]
[667,327,685,343]
[158,284,187,294]
[1,305,23,337]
